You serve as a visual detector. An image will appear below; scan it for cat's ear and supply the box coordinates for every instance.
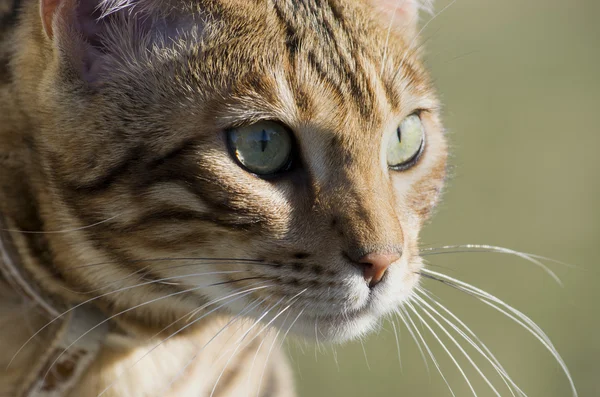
[368,0,434,37]
[40,0,205,84]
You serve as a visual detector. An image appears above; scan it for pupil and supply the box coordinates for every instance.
[260,129,268,152]
[397,127,402,143]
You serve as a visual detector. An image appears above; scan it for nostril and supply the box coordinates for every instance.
[359,252,400,288]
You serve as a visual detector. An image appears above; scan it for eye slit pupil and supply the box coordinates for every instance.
[260,129,268,152]
[397,127,402,143]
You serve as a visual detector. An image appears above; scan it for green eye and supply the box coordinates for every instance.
[227,121,293,176]
[387,114,425,170]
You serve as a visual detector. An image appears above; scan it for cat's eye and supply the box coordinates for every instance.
[227,121,293,176]
[387,113,425,170]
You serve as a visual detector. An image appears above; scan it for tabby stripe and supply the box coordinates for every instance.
[125,208,261,232]
[382,76,401,110]
[271,1,300,64]
[63,146,143,193]
[0,0,20,30]
[211,338,262,397]
[272,0,376,118]
[305,51,346,104]
[259,361,278,397]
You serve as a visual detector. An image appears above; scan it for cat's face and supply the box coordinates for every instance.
[34,0,446,342]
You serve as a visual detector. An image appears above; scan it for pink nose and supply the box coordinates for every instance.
[359,252,400,288]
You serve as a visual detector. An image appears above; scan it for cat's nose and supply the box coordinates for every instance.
[359,252,400,288]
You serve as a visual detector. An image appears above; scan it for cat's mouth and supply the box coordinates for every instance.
[266,267,419,343]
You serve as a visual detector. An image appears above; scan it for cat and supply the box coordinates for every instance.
[0,0,576,396]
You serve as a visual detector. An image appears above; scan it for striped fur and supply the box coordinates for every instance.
[0,0,446,395]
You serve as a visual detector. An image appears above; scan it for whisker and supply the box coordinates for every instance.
[360,339,371,371]
[1,213,123,234]
[229,289,308,361]
[396,308,430,375]
[255,297,304,397]
[397,0,457,76]
[415,289,524,397]
[63,269,248,294]
[158,295,275,396]
[409,297,506,397]
[332,346,340,373]
[421,268,578,397]
[423,269,554,350]
[9,271,268,367]
[420,244,567,285]
[246,328,273,397]
[182,281,269,324]
[275,306,306,358]
[247,310,292,396]
[380,0,408,77]
[96,285,272,396]
[37,277,267,391]
[40,256,273,281]
[210,290,307,397]
[209,297,288,397]
[391,319,403,371]
[400,305,458,397]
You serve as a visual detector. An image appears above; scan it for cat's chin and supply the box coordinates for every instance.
[285,310,383,343]
[278,289,406,344]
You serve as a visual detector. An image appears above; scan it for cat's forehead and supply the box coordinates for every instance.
[184,0,434,130]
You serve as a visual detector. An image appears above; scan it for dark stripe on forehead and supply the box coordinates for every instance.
[271,0,377,118]
[272,2,299,64]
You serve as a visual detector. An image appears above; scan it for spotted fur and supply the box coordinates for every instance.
[0,0,446,395]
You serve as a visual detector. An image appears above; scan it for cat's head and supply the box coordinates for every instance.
[29,0,446,342]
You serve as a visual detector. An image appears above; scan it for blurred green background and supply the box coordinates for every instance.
[293,0,599,396]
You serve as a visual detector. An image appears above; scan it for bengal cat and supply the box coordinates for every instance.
[0,0,577,396]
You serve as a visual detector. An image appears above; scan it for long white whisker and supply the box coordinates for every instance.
[360,339,371,371]
[242,289,307,350]
[391,320,403,371]
[243,299,307,396]
[96,285,271,396]
[411,294,518,397]
[255,299,302,397]
[160,295,274,396]
[9,271,265,368]
[214,289,308,382]
[396,308,430,375]
[39,280,265,390]
[415,290,527,397]
[422,269,578,397]
[420,244,564,285]
[182,281,266,323]
[209,297,288,397]
[277,306,306,355]
[416,288,524,397]
[401,305,459,397]
[1,213,123,234]
[245,310,291,396]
